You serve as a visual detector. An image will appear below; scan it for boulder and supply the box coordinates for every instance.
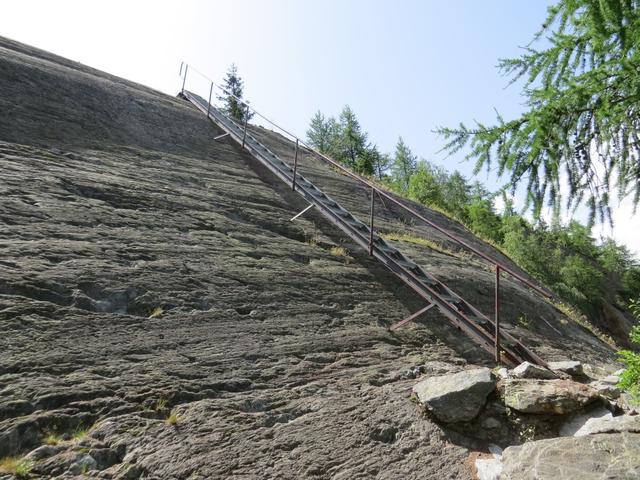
[559,406,612,436]
[501,433,640,479]
[503,379,599,414]
[511,361,557,379]
[574,414,640,437]
[547,360,583,377]
[601,374,620,385]
[412,368,495,423]
[590,380,621,399]
[475,457,502,480]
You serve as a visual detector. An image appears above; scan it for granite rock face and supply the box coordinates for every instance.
[0,36,624,478]
[501,433,640,479]
[503,379,599,414]
[412,368,495,422]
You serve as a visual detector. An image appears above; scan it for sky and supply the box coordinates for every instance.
[1,0,638,254]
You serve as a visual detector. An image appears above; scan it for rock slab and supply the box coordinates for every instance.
[575,414,640,437]
[501,433,640,479]
[503,379,599,414]
[412,368,495,423]
[511,361,557,379]
[547,360,583,376]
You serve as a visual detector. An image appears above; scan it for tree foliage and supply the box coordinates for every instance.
[218,64,253,123]
[306,100,640,320]
[305,106,379,176]
[438,0,640,225]
[392,137,418,192]
[618,298,640,402]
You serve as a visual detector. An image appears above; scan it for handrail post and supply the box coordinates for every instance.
[181,64,188,94]
[242,104,249,148]
[292,139,299,190]
[495,265,501,363]
[369,186,375,255]
[207,82,213,117]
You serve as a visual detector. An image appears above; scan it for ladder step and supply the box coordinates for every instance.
[439,295,461,304]
[184,93,543,368]
[467,315,490,327]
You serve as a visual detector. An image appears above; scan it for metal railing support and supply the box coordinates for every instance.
[181,64,188,94]
[495,265,501,363]
[369,186,375,255]
[389,303,435,331]
[207,82,213,117]
[292,139,299,190]
[242,105,249,148]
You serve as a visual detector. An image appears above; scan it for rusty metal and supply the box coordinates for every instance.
[207,82,213,117]
[175,64,546,298]
[369,186,375,255]
[183,65,553,299]
[292,139,299,191]
[495,265,501,363]
[241,105,249,148]
[181,64,188,94]
[389,303,435,331]
[179,83,548,368]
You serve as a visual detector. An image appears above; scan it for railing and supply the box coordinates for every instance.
[178,63,555,363]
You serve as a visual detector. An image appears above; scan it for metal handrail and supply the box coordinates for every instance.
[178,62,553,298]
[179,63,557,363]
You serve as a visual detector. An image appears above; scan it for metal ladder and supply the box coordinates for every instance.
[180,90,545,367]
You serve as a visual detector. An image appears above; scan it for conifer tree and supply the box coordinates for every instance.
[391,137,417,192]
[306,111,338,153]
[334,106,368,171]
[438,0,640,225]
[218,63,253,123]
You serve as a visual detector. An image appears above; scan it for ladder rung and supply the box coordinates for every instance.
[186,95,543,368]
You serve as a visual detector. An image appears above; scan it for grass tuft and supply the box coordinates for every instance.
[0,457,34,479]
[43,431,62,446]
[166,411,180,426]
[154,398,168,412]
[329,246,348,257]
[552,300,617,348]
[149,306,164,318]
[380,231,477,264]
[72,426,89,442]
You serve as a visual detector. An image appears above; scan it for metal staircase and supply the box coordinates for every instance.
[180,89,546,368]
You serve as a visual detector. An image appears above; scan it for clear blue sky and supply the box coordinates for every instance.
[2,0,637,252]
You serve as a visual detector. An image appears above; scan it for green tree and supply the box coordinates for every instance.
[331,106,373,175]
[306,111,338,153]
[391,137,417,192]
[442,171,471,221]
[438,0,640,225]
[366,145,392,180]
[218,63,253,123]
[407,160,443,206]
[465,183,503,242]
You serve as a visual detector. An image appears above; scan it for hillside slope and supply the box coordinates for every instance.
[0,37,620,478]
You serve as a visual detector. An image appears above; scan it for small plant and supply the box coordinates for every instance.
[43,431,62,446]
[380,231,480,266]
[154,398,168,412]
[149,306,164,318]
[618,299,640,404]
[166,411,180,426]
[72,425,89,442]
[515,313,531,329]
[0,456,34,479]
[329,246,348,258]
